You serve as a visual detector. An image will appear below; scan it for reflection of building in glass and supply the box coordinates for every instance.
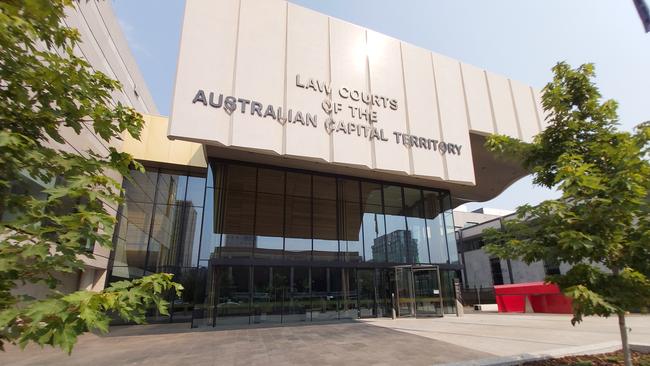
[222,234,255,248]
[218,234,255,259]
[372,230,419,263]
[112,162,461,327]
[175,201,198,268]
[151,200,199,269]
[117,196,199,277]
[216,234,363,262]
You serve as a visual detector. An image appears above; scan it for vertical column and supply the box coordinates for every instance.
[510,79,541,143]
[329,18,373,169]
[486,71,519,139]
[230,0,287,154]
[533,89,551,129]
[367,30,409,174]
[460,63,494,135]
[432,53,475,185]
[78,268,95,291]
[402,43,444,179]
[285,4,330,162]
[168,0,240,144]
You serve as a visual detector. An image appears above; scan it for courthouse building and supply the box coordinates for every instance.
[58,0,549,327]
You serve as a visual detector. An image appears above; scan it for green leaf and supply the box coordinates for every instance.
[483,62,650,329]
[0,0,181,354]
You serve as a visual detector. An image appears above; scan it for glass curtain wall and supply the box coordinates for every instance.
[199,161,455,264]
[110,160,460,325]
[110,167,206,323]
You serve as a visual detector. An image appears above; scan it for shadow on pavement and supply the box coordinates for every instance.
[103,318,362,337]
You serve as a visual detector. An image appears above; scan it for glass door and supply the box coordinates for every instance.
[413,267,443,317]
[395,266,415,317]
[357,269,375,318]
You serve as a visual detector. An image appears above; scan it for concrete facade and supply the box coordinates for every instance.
[61,1,156,293]
[456,211,563,290]
[168,0,549,206]
[16,1,157,297]
[452,210,502,229]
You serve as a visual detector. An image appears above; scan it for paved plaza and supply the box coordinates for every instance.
[2,320,489,366]
[2,313,649,365]
[363,312,650,357]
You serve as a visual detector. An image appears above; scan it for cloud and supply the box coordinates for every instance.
[117,17,152,58]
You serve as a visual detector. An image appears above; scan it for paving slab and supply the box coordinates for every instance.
[362,313,650,357]
[4,314,648,365]
[1,321,489,366]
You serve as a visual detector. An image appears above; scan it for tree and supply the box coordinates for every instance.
[483,62,650,366]
[0,0,182,353]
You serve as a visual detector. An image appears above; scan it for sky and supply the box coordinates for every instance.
[112,0,650,212]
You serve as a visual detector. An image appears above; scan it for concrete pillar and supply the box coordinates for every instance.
[79,268,95,291]
[524,296,534,313]
[93,269,107,291]
[456,299,464,317]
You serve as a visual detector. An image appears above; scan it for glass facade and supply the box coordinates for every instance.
[109,160,461,326]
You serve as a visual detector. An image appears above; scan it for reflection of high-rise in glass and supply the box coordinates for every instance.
[218,234,256,259]
[178,202,198,268]
[162,200,198,268]
[372,230,419,263]
[112,163,459,327]
[222,235,256,248]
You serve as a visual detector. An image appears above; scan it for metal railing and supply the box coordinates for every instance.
[460,287,496,306]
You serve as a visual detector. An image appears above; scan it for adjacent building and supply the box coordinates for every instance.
[10,0,156,299]
[456,210,570,292]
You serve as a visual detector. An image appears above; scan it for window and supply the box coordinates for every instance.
[403,188,430,264]
[215,266,250,326]
[544,260,561,276]
[490,258,504,285]
[111,167,206,280]
[441,193,459,263]
[338,179,362,263]
[460,238,484,252]
[361,182,385,262]
[313,176,338,261]
[113,162,464,326]
[423,191,448,263]
[114,163,457,273]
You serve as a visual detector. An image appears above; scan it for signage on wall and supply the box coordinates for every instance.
[190,74,463,156]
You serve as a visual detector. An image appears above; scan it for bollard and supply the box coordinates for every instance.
[391,293,396,319]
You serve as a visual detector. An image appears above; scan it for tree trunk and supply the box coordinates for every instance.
[618,312,632,366]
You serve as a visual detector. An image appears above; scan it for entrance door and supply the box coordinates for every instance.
[394,265,443,318]
[395,267,415,317]
[358,269,376,318]
[413,267,443,317]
